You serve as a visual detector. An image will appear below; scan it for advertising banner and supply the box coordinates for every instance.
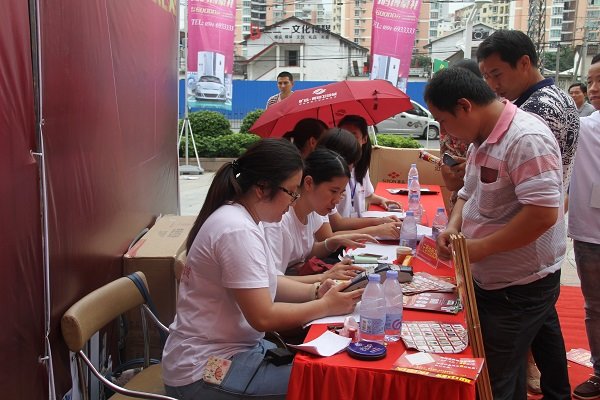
[370,0,423,92]
[187,0,236,111]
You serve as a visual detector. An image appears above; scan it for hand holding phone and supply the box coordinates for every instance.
[443,152,460,167]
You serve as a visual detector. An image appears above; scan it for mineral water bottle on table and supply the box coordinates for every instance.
[407,176,422,222]
[399,211,418,253]
[408,163,419,183]
[383,270,403,343]
[431,207,448,240]
[359,274,385,344]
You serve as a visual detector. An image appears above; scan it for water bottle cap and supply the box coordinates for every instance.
[368,273,381,282]
[406,211,414,216]
[411,163,416,167]
[386,270,399,279]
[437,207,445,213]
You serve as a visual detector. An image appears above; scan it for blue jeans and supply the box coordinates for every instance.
[475,271,571,400]
[574,240,600,376]
[165,340,291,400]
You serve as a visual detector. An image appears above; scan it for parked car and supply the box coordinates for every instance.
[193,75,226,102]
[374,100,440,139]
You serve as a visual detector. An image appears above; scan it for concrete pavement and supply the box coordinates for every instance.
[178,173,580,286]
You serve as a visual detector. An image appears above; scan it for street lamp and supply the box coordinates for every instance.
[463,0,493,59]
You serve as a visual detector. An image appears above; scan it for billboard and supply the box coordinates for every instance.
[187,0,236,111]
[370,0,423,92]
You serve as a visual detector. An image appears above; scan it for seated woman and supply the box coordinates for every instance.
[162,139,362,400]
[264,147,376,283]
[283,118,328,158]
[317,127,403,240]
[338,115,401,214]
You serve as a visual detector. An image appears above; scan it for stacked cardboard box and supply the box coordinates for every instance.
[123,215,195,360]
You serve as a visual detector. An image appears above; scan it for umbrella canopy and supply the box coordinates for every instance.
[250,79,412,138]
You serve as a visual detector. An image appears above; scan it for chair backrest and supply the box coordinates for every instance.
[62,272,148,352]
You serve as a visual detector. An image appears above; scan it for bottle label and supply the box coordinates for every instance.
[359,316,385,335]
[385,314,403,331]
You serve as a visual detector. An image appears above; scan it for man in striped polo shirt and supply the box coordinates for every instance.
[426,67,570,400]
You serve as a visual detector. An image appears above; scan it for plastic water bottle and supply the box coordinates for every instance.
[359,274,385,344]
[399,211,418,252]
[407,176,421,222]
[408,163,419,184]
[383,270,403,343]
[432,207,448,240]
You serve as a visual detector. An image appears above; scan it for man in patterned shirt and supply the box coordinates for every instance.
[266,71,294,109]
[427,67,570,400]
[477,30,579,192]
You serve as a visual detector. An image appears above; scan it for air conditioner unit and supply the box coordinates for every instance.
[472,29,489,41]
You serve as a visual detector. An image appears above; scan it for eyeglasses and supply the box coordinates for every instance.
[279,186,301,204]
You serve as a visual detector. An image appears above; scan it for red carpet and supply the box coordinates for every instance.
[528,285,595,398]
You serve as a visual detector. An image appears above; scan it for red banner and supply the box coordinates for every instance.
[187,0,236,111]
[370,0,423,91]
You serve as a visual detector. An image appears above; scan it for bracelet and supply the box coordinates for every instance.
[324,238,335,252]
[314,282,321,300]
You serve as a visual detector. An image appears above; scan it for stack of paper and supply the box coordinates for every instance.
[288,330,351,357]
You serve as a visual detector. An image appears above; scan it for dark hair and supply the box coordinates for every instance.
[569,82,587,94]
[317,127,362,167]
[476,30,538,68]
[303,148,350,185]
[338,115,371,183]
[186,139,303,251]
[424,68,497,114]
[452,59,483,79]
[277,71,293,82]
[592,54,600,65]
[287,118,328,151]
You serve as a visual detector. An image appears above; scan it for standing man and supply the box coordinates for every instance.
[266,71,294,108]
[477,31,577,395]
[477,30,579,192]
[428,67,570,399]
[568,53,600,400]
[569,82,596,117]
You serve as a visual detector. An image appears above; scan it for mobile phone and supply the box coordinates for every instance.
[342,264,392,292]
[443,152,460,167]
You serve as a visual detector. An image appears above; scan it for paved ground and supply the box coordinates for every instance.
[178,172,580,287]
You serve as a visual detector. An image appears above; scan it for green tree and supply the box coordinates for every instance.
[543,47,575,72]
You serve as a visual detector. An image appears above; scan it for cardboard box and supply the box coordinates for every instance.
[370,146,453,212]
[123,215,195,360]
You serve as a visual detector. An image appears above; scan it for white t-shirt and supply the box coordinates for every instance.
[568,111,600,244]
[264,207,324,273]
[162,203,278,387]
[337,168,375,218]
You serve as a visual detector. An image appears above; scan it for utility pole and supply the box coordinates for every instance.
[527,0,546,71]
[555,43,560,82]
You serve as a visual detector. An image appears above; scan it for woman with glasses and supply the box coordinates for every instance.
[162,139,363,400]
[264,147,376,283]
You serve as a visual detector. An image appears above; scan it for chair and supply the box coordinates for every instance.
[61,271,176,400]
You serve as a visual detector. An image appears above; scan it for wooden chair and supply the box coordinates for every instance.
[61,271,176,400]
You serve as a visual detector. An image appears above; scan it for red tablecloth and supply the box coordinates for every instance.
[371,182,444,227]
[287,184,476,400]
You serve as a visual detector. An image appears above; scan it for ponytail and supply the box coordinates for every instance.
[186,139,303,251]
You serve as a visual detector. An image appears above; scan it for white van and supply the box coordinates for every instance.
[374,100,440,139]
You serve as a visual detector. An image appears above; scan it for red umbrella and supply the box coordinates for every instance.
[250,79,412,138]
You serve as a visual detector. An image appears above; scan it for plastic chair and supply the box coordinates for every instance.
[61,271,176,400]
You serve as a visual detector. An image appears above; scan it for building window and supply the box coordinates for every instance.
[287,50,299,66]
[354,29,361,36]
[354,38,360,44]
